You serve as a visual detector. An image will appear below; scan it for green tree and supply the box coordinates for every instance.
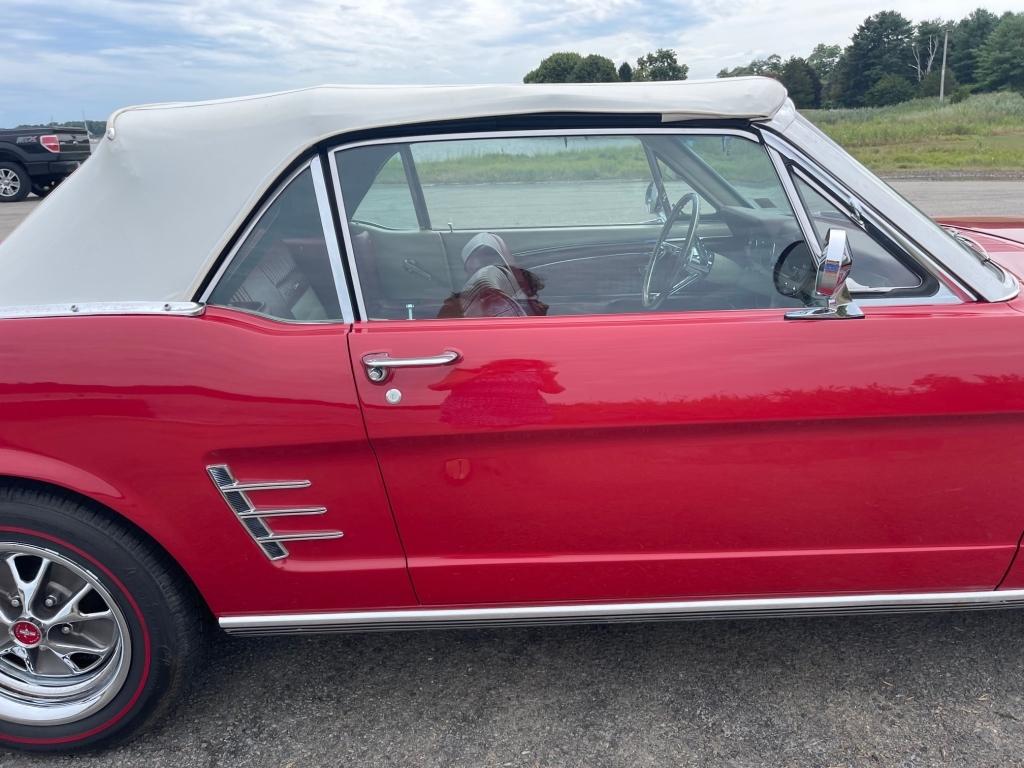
[950,8,999,85]
[570,54,618,82]
[524,52,584,83]
[717,54,782,79]
[717,64,750,78]
[977,13,1024,94]
[617,61,633,82]
[807,43,842,91]
[635,49,688,81]
[779,57,822,108]
[918,65,958,97]
[864,73,917,106]
[842,11,916,105]
[826,53,852,106]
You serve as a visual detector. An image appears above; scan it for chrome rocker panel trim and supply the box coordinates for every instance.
[220,588,1024,635]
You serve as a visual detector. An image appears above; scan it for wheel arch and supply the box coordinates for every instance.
[0,457,213,618]
[0,145,28,167]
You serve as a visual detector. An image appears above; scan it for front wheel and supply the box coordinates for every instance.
[0,486,206,752]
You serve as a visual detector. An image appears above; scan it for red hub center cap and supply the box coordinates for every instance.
[11,620,42,648]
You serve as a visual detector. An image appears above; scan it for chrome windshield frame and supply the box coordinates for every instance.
[760,109,1018,304]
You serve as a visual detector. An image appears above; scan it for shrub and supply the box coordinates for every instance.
[919,68,958,98]
[950,86,972,104]
[865,74,917,107]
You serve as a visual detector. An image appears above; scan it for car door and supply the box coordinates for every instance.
[335,129,1024,607]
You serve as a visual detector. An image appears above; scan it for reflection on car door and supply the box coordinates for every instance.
[348,305,1024,606]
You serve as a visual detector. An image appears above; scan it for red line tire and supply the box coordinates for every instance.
[0,485,207,752]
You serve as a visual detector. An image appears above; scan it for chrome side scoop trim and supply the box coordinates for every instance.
[220,588,1024,635]
[207,464,342,561]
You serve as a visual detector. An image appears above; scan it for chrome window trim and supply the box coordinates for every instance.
[0,302,204,319]
[760,129,993,303]
[766,147,822,262]
[766,134,968,303]
[788,164,930,296]
[199,157,354,324]
[771,150,961,307]
[328,127,761,322]
[859,285,961,307]
[310,156,355,324]
[220,587,1024,635]
[327,149,370,323]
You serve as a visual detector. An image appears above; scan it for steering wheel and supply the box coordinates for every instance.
[641,192,711,309]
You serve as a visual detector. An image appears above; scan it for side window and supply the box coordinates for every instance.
[350,152,418,230]
[411,136,656,228]
[337,133,814,321]
[684,136,790,211]
[791,175,922,291]
[656,160,716,216]
[208,167,343,322]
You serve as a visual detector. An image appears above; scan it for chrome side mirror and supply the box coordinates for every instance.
[815,229,853,298]
[785,228,864,320]
[644,181,661,216]
[644,181,669,223]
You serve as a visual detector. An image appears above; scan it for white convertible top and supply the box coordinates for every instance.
[0,78,788,305]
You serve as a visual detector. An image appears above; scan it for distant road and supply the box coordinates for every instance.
[887,180,1024,217]
[1,180,1021,244]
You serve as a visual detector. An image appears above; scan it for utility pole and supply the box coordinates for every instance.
[939,29,949,103]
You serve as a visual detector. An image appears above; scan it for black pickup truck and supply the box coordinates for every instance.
[0,127,91,202]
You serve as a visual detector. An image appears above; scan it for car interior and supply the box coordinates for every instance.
[208,169,343,322]
[208,133,929,324]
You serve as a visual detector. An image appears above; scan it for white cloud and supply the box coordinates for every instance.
[1,0,1020,125]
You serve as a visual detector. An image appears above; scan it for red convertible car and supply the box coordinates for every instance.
[0,78,1022,750]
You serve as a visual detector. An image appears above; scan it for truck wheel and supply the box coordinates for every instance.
[0,485,207,752]
[0,163,30,203]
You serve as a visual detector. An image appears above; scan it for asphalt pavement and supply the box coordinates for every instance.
[1,181,1024,767]
[0,199,38,242]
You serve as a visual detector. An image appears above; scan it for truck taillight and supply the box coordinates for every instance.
[40,135,60,153]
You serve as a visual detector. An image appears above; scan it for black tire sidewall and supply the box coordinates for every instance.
[0,164,30,203]
[0,501,173,750]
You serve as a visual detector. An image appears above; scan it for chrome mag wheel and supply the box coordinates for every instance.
[0,542,131,726]
[0,169,22,199]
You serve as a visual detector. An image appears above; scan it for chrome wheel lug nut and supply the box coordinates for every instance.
[44,596,56,608]
[10,598,20,608]
[60,624,72,635]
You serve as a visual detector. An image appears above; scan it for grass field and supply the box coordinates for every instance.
[805,92,1024,175]
[367,91,1024,184]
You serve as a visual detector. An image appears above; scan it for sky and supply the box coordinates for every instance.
[2,0,1019,127]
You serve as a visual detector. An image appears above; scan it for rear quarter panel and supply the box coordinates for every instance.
[0,308,416,615]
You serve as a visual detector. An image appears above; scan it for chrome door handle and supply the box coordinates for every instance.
[362,350,460,382]
[362,351,460,368]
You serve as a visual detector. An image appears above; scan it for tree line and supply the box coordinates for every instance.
[522,8,1024,109]
[14,119,107,136]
